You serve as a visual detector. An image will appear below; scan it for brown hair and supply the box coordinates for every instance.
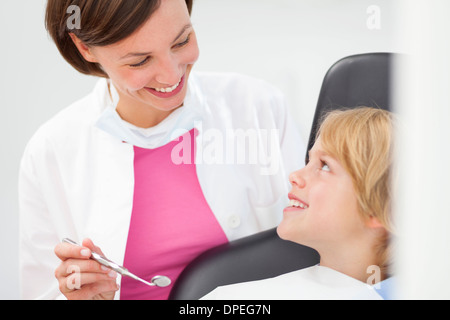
[317,107,395,276]
[45,0,194,78]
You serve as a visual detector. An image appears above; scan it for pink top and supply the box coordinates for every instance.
[120,129,228,300]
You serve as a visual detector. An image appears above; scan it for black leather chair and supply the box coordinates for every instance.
[168,53,395,300]
[306,52,393,162]
[168,228,319,300]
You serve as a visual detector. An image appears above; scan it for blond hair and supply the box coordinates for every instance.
[317,107,394,276]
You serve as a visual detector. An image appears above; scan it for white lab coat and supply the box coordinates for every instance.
[18,71,305,300]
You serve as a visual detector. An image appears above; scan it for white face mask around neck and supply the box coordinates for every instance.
[95,80,202,149]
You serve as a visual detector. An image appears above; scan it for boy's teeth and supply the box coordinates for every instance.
[289,199,309,209]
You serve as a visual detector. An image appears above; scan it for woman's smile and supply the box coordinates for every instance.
[144,74,186,98]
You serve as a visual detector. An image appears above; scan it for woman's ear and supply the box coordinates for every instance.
[69,33,98,63]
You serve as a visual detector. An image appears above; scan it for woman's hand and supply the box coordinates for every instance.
[54,238,120,300]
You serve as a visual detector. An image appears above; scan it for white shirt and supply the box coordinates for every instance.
[201,265,384,300]
[18,71,305,299]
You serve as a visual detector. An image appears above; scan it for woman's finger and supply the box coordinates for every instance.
[55,258,114,279]
[54,242,91,261]
[61,273,119,299]
[81,238,103,255]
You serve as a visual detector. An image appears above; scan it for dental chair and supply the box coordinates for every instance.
[305,52,393,162]
[168,52,395,300]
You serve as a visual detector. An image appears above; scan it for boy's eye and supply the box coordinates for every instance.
[321,161,330,172]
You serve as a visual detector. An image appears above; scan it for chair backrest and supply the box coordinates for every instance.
[169,52,395,300]
[168,228,320,300]
[306,52,393,163]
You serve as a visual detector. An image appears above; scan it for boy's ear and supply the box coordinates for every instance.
[69,33,98,63]
[366,215,385,230]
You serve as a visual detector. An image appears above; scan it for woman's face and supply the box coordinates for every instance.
[277,138,369,255]
[81,0,199,121]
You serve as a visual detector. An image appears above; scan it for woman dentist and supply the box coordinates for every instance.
[19,0,304,300]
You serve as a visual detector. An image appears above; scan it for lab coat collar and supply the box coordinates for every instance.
[94,74,204,149]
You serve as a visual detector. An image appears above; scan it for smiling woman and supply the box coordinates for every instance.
[19,0,305,300]
[47,0,198,128]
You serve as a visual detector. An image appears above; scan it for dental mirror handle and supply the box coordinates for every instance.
[62,238,128,275]
[61,238,171,288]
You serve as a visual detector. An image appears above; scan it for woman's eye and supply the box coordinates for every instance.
[128,35,191,68]
[174,34,191,48]
[130,56,150,68]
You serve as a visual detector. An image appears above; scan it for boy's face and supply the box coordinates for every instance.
[277,138,369,257]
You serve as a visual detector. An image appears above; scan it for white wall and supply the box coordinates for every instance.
[0,0,398,299]
[191,0,400,139]
[394,0,450,299]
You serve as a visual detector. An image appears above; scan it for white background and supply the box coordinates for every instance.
[0,0,426,299]
[394,0,450,299]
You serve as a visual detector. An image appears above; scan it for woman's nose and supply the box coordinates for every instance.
[155,55,182,86]
[289,169,306,189]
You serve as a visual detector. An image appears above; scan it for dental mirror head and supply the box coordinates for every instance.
[127,272,171,288]
[151,275,171,288]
